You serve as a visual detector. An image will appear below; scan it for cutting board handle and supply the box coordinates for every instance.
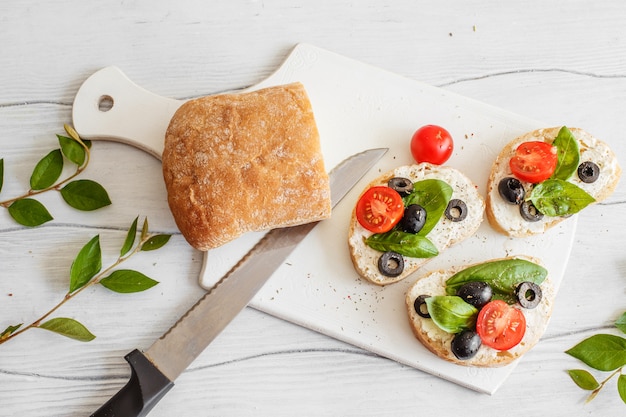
[72,66,183,159]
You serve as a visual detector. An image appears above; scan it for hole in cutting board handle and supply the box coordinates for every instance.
[98,95,114,112]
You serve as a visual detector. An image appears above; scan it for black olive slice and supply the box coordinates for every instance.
[445,199,468,222]
[413,294,431,318]
[377,251,404,277]
[577,161,600,183]
[451,329,482,360]
[387,177,414,197]
[520,200,544,222]
[456,281,493,309]
[498,177,525,205]
[515,281,542,309]
[402,204,427,234]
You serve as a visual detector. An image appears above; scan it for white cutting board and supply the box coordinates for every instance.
[72,43,575,394]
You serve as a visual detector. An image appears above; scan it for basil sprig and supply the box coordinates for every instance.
[364,179,451,258]
[445,258,547,304]
[425,296,477,333]
[527,126,595,217]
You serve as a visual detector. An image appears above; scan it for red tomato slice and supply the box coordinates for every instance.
[509,141,557,183]
[410,125,454,165]
[476,300,526,351]
[355,186,404,233]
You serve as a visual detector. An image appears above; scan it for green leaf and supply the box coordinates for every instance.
[60,179,112,211]
[69,235,102,293]
[566,334,626,371]
[38,317,95,342]
[8,198,53,226]
[0,323,22,340]
[615,312,626,334]
[57,134,86,166]
[445,258,547,303]
[551,126,580,180]
[141,234,172,252]
[141,217,149,240]
[403,179,453,236]
[618,374,626,405]
[567,369,600,390]
[0,158,4,193]
[425,296,477,333]
[529,178,596,217]
[121,216,139,257]
[365,230,438,258]
[100,269,159,293]
[30,149,63,190]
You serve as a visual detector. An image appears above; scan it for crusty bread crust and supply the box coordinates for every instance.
[486,127,621,237]
[405,256,555,367]
[162,82,331,251]
[348,164,484,285]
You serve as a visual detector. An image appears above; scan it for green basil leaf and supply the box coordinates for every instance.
[425,296,477,333]
[0,323,22,340]
[0,158,4,193]
[445,258,547,303]
[69,235,102,293]
[8,198,53,226]
[618,374,626,405]
[529,179,595,217]
[121,216,139,256]
[57,134,86,166]
[365,230,438,258]
[403,179,453,236]
[30,149,63,190]
[60,179,112,211]
[38,317,95,342]
[615,312,626,334]
[567,369,600,390]
[565,334,626,371]
[551,126,580,180]
[100,269,159,293]
[141,234,172,252]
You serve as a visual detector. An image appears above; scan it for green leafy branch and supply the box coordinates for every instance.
[0,124,111,226]
[0,216,170,344]
[566,312,626,405]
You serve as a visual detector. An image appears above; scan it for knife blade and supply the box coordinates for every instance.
[90,147,387,417]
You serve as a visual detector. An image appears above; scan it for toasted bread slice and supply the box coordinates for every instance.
[348,164,484,286]
[405,256,555,367]
[486,127,621,237]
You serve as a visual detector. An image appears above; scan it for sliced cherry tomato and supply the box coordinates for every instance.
[509,141,557,183]
[410,125,454,165]
[355,186,404,233]
[476,300,526,351]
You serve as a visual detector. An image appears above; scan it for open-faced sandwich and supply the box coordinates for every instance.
[405,256,554,367]
[486,126,621,237]
[348,163,484,285]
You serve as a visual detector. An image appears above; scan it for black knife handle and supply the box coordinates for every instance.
[91,349,174,417]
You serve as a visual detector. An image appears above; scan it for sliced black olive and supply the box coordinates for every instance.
[520,200,544,222]
[377,251,404,277]
[498,177,525,205]
[456,281,493,309]
[515,281,542,309]
[451,329,482,360]
[445,199,468,222]
[388,177,414,197]
[577,161,600,183]
[402,204,427,233]
[413,295,431,318]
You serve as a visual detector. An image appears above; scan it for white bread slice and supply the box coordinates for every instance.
[348,164,484,285]
[486,127,621,237]
[405,256,555,367]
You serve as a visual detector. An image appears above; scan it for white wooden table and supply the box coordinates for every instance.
[1,1,624,416]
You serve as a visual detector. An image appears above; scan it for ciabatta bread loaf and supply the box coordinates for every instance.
[486,126,621,237]
[405,256,555,367]
[348,164,484,286]
[162,82,331,250]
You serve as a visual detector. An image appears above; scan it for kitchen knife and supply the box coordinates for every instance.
[90,147,387,417]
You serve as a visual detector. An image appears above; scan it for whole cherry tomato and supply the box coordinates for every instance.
[410,125,454,165]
